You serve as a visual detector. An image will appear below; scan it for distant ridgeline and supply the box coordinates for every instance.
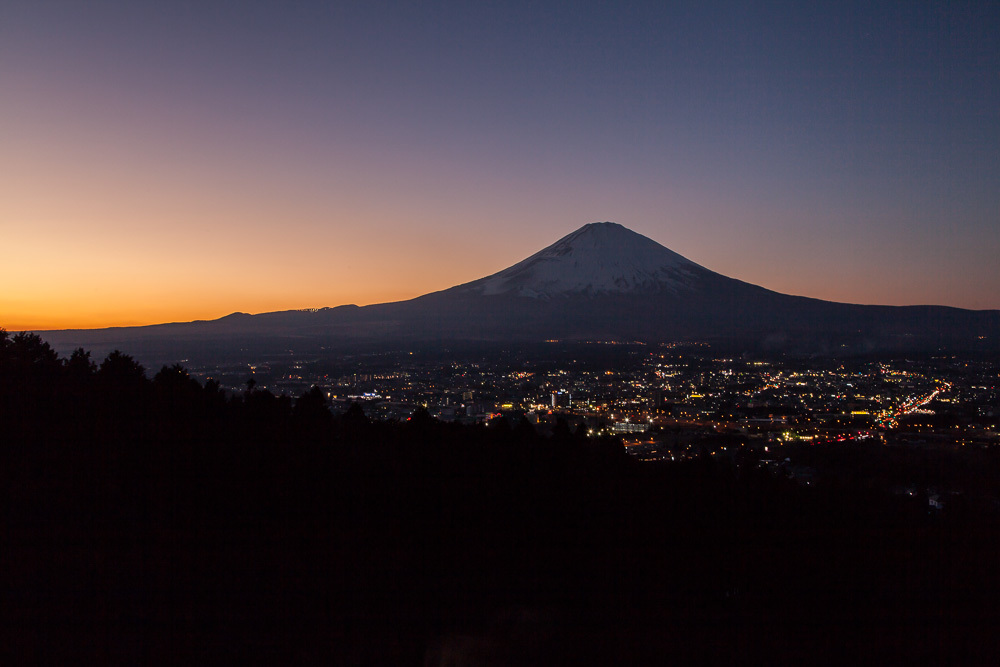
[37,223,1000,364]
[3,329,1000,665]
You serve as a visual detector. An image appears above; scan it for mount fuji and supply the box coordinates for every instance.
[38,222,1000,359]
[469,222,704,298]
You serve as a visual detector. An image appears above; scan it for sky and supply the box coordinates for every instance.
[2,0,998,330]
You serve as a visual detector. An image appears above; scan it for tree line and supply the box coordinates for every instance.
[2,330,998,665]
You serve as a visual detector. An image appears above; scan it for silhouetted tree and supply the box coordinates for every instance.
[4,335,1000,666]
[244,388,290,422]
[513,415,537,441]
[408,405,433,424]
[342,401,367,424]
[98,350,147,388]
[487,414,512,435]
[61,348,97,422]
[153,364,204,425]
[1,332,62,392]
[202,378,228,418]
[95,350,149,423]
[294,386,331,423]
[552,417,573,442]
[65,347,96,379]
[9,331,60,368]
[1,333,63,427]
[154,363,195,388]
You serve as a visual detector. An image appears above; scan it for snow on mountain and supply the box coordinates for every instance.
[470,222,706,298]
[36,221,1000,359]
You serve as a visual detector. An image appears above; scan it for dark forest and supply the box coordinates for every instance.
[3,331,999,665]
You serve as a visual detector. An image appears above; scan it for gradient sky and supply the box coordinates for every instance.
[2,0,998,330]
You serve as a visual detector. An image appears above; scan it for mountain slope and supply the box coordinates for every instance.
[462,222,704,298]
[35,222,1000,359]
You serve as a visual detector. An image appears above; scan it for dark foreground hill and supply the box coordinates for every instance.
[38,223,1000,363]
[4,332,1000,665]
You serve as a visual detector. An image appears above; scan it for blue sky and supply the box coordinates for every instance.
[2,0,998,328]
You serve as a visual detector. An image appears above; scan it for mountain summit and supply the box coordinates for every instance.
[467,222,704,298]
[38,222,1000,359]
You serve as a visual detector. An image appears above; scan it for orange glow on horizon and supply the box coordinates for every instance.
[2,285,445,333]
[3,4,998,334]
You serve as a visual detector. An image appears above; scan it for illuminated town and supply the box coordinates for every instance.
[188,341,1000,473]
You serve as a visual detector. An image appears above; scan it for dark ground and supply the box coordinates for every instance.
[3,332,999,665]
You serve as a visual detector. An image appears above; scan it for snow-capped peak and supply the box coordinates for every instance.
[473,222,705,298]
